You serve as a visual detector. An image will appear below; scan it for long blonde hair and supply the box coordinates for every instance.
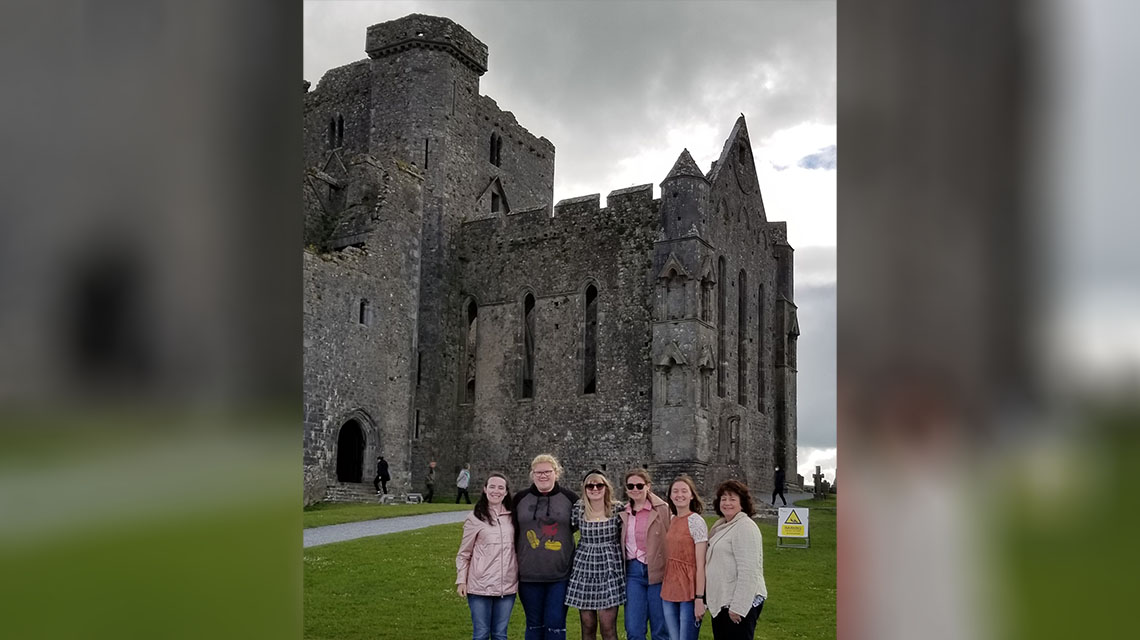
[581,471,616,520]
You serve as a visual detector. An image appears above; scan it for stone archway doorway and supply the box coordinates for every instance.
[336,419,365,483]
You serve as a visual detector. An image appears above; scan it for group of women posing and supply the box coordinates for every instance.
[455,454,768,640]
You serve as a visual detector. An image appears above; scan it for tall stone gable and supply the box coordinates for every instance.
[303,14,797,500]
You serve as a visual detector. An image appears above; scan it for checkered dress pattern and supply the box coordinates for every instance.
[565,501,627,610]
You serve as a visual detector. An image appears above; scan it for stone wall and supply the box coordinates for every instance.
[303,61,371,170]
[302,157,423,492]
[453,186,658,491]
[300,14,796,505]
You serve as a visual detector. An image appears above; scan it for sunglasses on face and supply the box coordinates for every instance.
[533,470,554,477]
[626,483,646,490]
[585,483,606,490]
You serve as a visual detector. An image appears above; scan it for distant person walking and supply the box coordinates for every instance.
[425,461,437,503]
[457,462,473,504]
[375,456,391,495]
[771,467,786,507]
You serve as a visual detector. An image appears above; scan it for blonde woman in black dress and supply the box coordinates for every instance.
[565,470,625,640]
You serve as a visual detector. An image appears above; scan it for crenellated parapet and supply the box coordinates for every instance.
[366,14,488,75]
[303,11,797,509]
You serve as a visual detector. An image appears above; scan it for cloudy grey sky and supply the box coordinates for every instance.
[304,0,837,481]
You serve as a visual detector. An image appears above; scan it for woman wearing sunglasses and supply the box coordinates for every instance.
[618,468,672,640]
[564,470,625,640]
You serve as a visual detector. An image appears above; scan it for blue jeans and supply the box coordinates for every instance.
[625,560,669,640]
[662,599,701,640]
[467,594,515,640]
[517,580,568,640]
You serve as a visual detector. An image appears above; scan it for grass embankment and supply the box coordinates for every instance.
[304,497,835,639]
[303,502,473,529]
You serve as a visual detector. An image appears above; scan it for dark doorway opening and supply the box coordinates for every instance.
[336,419,365,482]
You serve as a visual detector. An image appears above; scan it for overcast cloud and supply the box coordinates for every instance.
[305,1,837,478]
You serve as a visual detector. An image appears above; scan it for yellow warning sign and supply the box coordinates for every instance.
[777,508,809,538]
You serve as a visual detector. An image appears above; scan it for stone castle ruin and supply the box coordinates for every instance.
[303,14,798,502]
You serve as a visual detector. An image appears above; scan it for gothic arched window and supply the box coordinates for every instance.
[521,292,536,399]
[737,269,747,404]
[583,284,598,394]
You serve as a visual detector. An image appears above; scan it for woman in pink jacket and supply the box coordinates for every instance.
[456,472,518,640]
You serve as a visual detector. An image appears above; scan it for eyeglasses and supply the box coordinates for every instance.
[585,483,606,490]
[626,483,646,490]
[533,470,554,477]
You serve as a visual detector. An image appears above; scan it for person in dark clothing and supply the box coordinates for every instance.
[512,453,579,640]
[375,456,391,495]
[425,461,437,503]
[771,466,787,506]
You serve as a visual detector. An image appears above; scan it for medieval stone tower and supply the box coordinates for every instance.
[303,14,797,501]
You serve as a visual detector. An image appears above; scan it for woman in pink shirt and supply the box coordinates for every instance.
[618,468,671,640]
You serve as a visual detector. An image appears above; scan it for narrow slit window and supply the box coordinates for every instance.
[757,284,765,412]
[491,192,501,213]
[717,256,727,397]
[737,269,747,404]
[359,298,372,326]
[336,114,344,147]
[463,300,478,403]
[583,284,598,394]
[522,293,536,399]
[489,133,502,166]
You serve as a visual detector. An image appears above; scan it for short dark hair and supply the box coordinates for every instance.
[714,479,755,517]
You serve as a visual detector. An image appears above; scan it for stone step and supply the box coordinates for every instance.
[323,482,420,504]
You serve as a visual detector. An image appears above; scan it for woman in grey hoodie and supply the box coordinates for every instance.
[512,454,579,640]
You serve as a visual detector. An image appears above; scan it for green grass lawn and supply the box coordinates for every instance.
[303,502,473,529]
[304,497,835,639]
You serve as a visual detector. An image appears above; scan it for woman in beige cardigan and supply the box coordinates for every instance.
[704,480,767,639]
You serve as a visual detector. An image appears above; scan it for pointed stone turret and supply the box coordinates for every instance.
[664,149,708,183]
[660,149,711,240]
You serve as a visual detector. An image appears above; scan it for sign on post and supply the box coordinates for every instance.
[777,507,810,548]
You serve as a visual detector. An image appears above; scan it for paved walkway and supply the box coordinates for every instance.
[769,490,814,507]
[303,510,470,548]
[303,491,821,549]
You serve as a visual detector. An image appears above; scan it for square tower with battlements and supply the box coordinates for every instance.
[302,14,796,502]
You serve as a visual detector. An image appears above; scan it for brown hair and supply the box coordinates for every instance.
[473,472,513,525]
[624,467,652,486]
[666,475,704,515]
[714,479,755,517]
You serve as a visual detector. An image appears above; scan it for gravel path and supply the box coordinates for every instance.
[303,491,824,549]
[303,510,470,548]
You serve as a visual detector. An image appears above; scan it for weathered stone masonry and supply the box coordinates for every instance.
[303,14,797,502]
